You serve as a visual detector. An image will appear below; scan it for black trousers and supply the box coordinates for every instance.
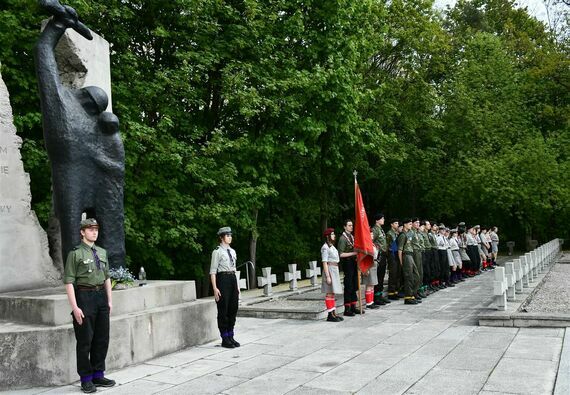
[73,289,110,380]
[387,252,400,294]
[467,245,481,271]
[342,257,358,304]
[374,252,388,300]
[438,250,450,282]
[216,273,239,336]
[431,249,439,282]
[422,250,430,285]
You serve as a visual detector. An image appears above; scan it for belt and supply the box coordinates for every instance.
[327,262,339,267]
[404,251,413,255]
[76,284,105,291]
[217,271,236,275]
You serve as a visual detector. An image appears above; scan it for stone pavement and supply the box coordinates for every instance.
[9,267,567,395]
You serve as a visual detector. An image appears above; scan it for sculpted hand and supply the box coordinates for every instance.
[72,307,85,325]
[39,0,93,40]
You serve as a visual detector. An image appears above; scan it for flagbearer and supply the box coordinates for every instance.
[321,228,344,322]
[338,219,360,316]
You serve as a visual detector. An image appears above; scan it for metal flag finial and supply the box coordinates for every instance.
[353,170,358,183]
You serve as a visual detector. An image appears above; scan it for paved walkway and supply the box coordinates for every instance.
[11,268,566,395]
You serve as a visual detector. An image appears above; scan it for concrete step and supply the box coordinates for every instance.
[0,280,196,326]
[0,282,217,390]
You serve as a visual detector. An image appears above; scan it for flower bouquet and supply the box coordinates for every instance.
[109,267,135,290]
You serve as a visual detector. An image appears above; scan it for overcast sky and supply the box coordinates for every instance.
[433,0,549,23]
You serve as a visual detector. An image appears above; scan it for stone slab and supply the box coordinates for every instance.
[303,361,389,393]
[482,357,558,394]
[554,328,570,395]
[144,359,234,385]
[158,373,248,395]
[215,354,295,379]
[406,367,488,395]
[0,280,196,326]
[222,367,321,395]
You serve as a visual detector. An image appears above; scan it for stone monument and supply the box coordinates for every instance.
[0,68,61,293]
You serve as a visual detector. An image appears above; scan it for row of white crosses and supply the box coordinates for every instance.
[249,261,322,297]
[494,239,563,311]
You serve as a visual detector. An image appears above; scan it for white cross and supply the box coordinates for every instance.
[284,264,301,290]
[305,261,321,287]
[257,267,277,296]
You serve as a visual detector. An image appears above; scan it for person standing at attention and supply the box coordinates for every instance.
[64,218,115,393]
[210,227,240,349]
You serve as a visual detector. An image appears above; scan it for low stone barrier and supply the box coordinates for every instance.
[492,239,562,311]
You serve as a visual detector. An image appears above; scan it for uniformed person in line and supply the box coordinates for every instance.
[419,220,432,295]
[436,224,453,287]
[338,219,361,316]
[210,227,240,348]
[372,213,391,306]
[428,222,442,290]
[397,218,421,305]
[411,218,425,299]
[386,218,401,300]
[64,218,115,393]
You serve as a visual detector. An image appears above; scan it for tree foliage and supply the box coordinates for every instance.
[1,0,568,295]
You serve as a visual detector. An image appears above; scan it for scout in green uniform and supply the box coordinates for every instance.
[372,213,391,306]
[411,218,425,299]
[397,218,421,305]
[420,220,432,294]
[386,218,401,300]
[64,218,115,393]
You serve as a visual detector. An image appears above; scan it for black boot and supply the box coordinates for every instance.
[327,312,340,322]
[352,305,365,314]
[344,305,355,317]
[221,336,235,348]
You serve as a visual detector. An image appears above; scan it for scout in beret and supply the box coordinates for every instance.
[321,228,344,322]
[63,218,115,393]
[210,226,241,348]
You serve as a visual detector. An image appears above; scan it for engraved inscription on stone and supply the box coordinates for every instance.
[0,68,61,292]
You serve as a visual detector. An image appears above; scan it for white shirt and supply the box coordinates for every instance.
[321,243,340,263]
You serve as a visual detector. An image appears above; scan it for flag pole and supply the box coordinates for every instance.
[354,170,363,315]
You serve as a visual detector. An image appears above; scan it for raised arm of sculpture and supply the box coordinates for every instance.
[34,1,92,111]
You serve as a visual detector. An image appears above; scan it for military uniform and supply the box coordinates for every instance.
[411,228,423,296]
[64,239,111,386]
[210,227,240,347]
[338,231,359,314]
[372,224,389,304]
[420,229,431,289]
[397,230,420,303]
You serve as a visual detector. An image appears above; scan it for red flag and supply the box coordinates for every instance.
[354,180,374,273]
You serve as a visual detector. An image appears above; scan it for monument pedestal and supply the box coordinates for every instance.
[0,281,217,390]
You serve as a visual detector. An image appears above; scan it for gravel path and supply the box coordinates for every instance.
[524,253,570,314]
